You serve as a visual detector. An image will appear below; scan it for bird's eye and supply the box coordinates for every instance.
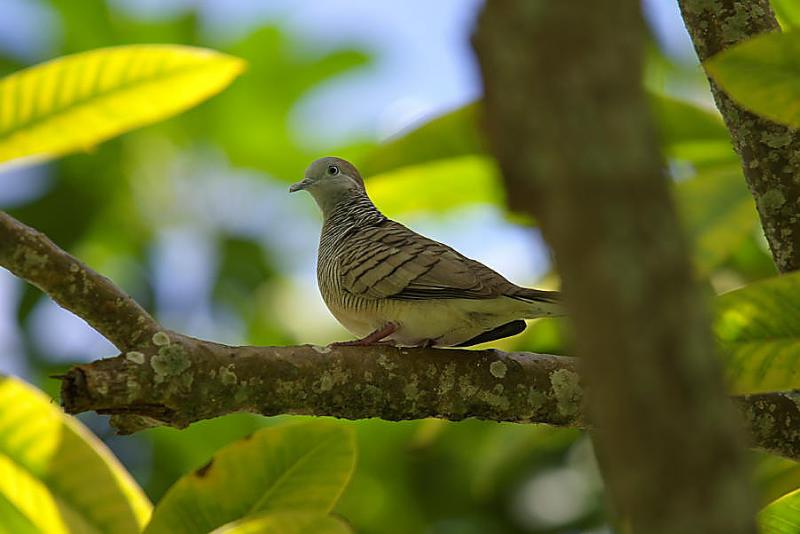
[327,165,339,176]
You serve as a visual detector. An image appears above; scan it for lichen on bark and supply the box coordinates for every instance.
[678,0,800,273]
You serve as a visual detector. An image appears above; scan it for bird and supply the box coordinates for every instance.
[290,156,563,348]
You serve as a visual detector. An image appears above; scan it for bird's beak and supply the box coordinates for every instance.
[289,178,312,193]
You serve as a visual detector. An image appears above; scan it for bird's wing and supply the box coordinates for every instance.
[338,220,525,301]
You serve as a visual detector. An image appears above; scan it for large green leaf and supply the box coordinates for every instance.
[144,422,356,534]
[361,93,733,178]
[366,155,502,217]
[649,93,736,166]
[754,453,800,508]
[715,271,800,393]
[772,0,800,29]
[360,104,483,176]
[0,44,245,165]
[0,376,151,533]
[676,166,758,276]
[211,511,352,534]
[706,31,800,127]
[760,486,800,533]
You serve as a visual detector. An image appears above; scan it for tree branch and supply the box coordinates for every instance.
[0,211,159,351]
[678,0,800,273]
[59,334,583,434]
[473,1,756,532]
[56,333,800,465]
[0,209,797,464]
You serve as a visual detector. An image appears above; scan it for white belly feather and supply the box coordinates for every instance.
[328,296,550,347]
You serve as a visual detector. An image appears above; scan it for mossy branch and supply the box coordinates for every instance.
[0,211,160,351]
[0,209,797,463]
[678,0,800,273]
[60,333,583,434]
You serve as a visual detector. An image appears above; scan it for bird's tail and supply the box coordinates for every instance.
[512,288,565,318]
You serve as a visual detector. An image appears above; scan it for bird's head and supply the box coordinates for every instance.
[290,157,366,213]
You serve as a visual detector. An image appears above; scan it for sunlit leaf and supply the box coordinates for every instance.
[0,44,245,165]
[760,486,800,533]
[360,104,484,176]
[649,93,736,166]
[211,511,353,534]
[772,0,800,30]
[0,376,151,533]
[144,422,356,534]
[676,166,758,276]
[754,452,800,508]
[362,94,734,179]
[366,155,502,217]
[706,31,800,127]
[715,271,800,393]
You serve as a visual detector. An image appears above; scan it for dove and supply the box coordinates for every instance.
[290,157,562,347]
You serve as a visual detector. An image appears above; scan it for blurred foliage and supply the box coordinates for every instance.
[211,511,353,534]
[0,1,799,533]
[706,30,800,128]
[772,0,800,29]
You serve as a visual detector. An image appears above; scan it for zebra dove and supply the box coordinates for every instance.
[290,156,563,347]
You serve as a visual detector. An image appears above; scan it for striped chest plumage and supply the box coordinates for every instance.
[316,194,387,336]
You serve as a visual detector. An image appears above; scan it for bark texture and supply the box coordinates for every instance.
[473,1,756,533]
[61,334,583,434]
[679,0,800,273]
[0,211,159,350]
[0,208,796,462]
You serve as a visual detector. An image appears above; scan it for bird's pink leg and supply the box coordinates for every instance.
[330,322,399,347]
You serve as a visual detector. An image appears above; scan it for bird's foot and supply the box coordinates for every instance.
[330,322,399,347]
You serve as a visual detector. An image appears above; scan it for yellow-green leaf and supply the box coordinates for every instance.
[366,155,503,217]
[772,0,800,30]
[715,271,800,393]
[144,422,356,534]
[211,511,353,534]
[760,486,800,533]
[706,31,800,128]
[0,44,245,165]
[676,166,758,276]
[361,94,733,179]
[0,376,151,533]
[360,104,483,177]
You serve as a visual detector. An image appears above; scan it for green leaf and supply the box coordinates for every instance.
[361,94,733,179]
[360,104,484,176]
[0,44,245,165]
[366,155,503,217]
[715,271,800,393]
[772,0,800,30]
[211,511,352,534]
[754,452,800,507]
[0,376,151,533]
[144,422,356,534]
[676,166,758,276]
[649,93,736,166]
[760,486,800,533]
[705,31,800,127]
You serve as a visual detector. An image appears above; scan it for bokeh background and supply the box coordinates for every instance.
[0,1,788,532]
